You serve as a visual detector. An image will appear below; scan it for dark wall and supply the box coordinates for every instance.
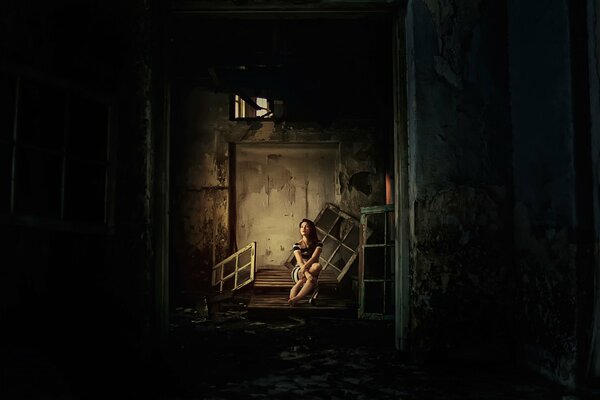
[507,0,580,388]
[1,0,168,396]
[405,0,513,360]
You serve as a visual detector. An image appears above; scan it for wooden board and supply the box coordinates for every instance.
[253,266,338,289]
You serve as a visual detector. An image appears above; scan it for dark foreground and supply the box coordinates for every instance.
[2,303,581,399]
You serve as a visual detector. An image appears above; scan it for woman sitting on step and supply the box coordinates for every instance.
[288,218,323,306]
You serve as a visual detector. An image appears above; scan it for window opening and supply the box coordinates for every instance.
[233,94,272,119]
[0,66,116,231]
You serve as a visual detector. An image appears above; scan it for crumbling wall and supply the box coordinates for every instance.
[406,0,513,359]
[171,88,386,304]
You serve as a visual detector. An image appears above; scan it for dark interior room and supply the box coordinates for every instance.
[2,0,600,399]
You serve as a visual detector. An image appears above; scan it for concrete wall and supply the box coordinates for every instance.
[405,0,513,360]
[171,88,387,303]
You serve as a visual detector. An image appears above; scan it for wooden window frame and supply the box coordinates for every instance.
[211,241,256,293]
[358,204,395,319]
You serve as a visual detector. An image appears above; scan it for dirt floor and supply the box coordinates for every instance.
[2,296,585,399]
[161,299,572,400]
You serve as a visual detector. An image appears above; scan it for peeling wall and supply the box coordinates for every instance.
[406,0,513,360]
[171,89,387,302]
[507,0,578,387]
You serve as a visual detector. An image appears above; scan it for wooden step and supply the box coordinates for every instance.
[253,265,338,289]
[247,292,357,318]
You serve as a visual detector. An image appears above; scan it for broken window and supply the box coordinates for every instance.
[232,94,272,119]
[286,203,367,283]
[212,241,256,294]
[233,95,269,118]
[359,204,395,319]
[0,67,116,230]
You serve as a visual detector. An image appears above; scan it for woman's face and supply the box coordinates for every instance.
[300,221,310,236]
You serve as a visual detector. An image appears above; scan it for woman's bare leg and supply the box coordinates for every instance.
[289,278,305,300]
[289,280,314,306]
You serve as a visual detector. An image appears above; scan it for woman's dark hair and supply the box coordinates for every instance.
[299,218,319,246]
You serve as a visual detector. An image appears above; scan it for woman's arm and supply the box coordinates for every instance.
[293,250,305,271]
[302,246,322,270]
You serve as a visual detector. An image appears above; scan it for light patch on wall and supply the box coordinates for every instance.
[235,143,340,267]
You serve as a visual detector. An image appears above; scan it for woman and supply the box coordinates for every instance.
[288,218,323,306]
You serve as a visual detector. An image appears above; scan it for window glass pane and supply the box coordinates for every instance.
[320,237,338,262]
[223,258,236,277]
[329,217,352,241]
[0,74,16,143]
[330,245,354,272]
[14,148,62,217]
[342,225,360,250]
[0,146,12,212]
[68,96,108,161]
[222,276,235,292]
[366,213,385,244]
[237,265,251,284]
[364,281,384,314]
[364,247,385,280]
[64,160,105,222]
[18,80,65,150]
[238,247,252,268]
[315,207,337,232]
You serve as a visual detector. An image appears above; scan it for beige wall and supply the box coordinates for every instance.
[235,143,340,266]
